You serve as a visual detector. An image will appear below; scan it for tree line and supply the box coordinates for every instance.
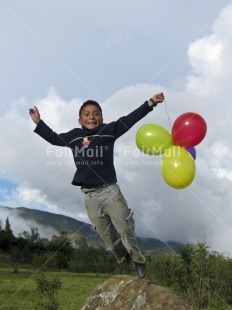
[0,217,123,273]
[0,217,231,309]
[151,243,232,309]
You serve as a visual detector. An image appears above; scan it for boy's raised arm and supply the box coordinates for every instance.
[112,92,165,139]
[29,106,67,147]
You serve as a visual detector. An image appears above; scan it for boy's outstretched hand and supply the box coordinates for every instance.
[148,92,165,107]
[29,106,40,125]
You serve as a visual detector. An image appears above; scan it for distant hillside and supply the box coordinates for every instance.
[138,237,184,256]
[0,205,184,255]
[0,205,103,246]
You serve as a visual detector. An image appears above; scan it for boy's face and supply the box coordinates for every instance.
[79,104,103,130]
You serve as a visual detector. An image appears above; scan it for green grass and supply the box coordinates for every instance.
[0,266,110,310]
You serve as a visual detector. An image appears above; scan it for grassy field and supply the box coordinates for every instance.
[0,266,111,310]
[0,255,231,310]
[1,267,231,310]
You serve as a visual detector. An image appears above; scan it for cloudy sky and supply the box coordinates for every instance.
[1,0,232,254]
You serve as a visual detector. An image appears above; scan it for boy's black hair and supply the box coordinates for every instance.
[79,100,102,117]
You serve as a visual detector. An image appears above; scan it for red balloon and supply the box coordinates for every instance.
[172,112,207,147]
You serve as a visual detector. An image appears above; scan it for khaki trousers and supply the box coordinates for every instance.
[81,183,145,264]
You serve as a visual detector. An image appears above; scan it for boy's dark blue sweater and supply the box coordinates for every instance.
[34,101,154,186]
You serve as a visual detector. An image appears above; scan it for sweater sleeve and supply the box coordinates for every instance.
[112,101,154,139]
[34,120,69,147]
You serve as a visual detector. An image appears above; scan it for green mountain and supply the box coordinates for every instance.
[0,205,183,255]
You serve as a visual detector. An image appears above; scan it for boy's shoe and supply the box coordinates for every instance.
[134,262,147,279]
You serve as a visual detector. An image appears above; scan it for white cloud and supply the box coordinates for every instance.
[185,3,232,190]
[35,87,83,131]
[187,37,223,97]
[16,184,59,212]
[186,4,232,99]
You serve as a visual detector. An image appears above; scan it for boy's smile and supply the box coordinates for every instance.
[79,104,103,130]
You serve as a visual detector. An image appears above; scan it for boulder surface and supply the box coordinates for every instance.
[81,275,194,310]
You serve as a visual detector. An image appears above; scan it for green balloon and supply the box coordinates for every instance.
[162,146,196,189]
[136,124,173,155]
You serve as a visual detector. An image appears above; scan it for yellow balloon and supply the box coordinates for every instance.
[136,124,173,155]
[162,146,196,189]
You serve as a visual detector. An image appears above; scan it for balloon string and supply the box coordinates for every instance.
[164,100,172,130]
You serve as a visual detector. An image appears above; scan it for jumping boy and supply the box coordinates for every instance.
[29,92,165,278]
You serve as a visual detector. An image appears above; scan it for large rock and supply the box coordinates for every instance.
[81,275,194,310]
